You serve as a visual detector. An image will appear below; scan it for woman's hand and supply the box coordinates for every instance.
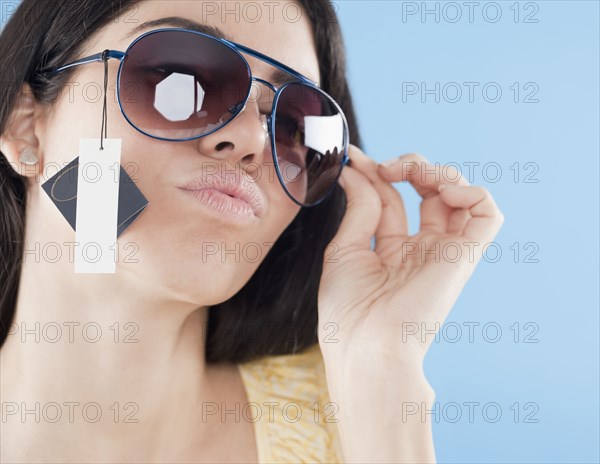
[318,143,505,378]
[317,144,504,462]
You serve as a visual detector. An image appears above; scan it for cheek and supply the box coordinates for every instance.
[40,78,301,302]
[265,182,301,234]
[41,72,134,168]
[110,139,300,289]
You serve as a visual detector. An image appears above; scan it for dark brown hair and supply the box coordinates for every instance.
[0,0,362,363]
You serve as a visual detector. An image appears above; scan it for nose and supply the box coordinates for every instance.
[194,99,270,169]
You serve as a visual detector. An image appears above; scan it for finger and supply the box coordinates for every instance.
[437,184,505,242]
[379,153,470,233]
[447,209,472,235]
[334,163,382,251]
[347,145,409,239]
[378,153,470,197]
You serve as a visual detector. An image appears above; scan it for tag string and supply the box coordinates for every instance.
[100,50,109,151]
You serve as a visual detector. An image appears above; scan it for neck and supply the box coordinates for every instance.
[0,212,229,460]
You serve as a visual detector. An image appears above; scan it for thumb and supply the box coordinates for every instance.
[332,163,381,251]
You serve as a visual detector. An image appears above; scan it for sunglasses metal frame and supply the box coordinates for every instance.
[39,27,350,207]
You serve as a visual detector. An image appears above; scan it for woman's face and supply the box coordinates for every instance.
[28,1,320,305]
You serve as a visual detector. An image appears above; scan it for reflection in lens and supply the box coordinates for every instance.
[119,30,251,140]
[273,83,346,205]
[154,72,207,122]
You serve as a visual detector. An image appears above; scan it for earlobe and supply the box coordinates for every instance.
[18,147,40,166]
[0,83,44,177]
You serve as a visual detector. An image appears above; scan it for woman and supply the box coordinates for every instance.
[0,0,504,462]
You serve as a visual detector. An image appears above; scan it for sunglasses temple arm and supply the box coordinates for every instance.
[39,50,125,76]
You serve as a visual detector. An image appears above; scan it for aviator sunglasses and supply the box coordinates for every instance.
[39,27,350,207]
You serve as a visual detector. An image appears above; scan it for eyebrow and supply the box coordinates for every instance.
[125,17,234,41]
[124,17,317,86]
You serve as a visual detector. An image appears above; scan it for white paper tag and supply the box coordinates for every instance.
[74,139,122,274]
[303,114,344,155]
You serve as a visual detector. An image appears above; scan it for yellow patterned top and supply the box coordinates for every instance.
[237,343,344,463]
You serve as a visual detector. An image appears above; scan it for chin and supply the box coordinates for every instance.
[158,262,255,304]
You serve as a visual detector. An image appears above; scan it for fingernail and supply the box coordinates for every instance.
[438,184,447,192]
[380,157,400,168]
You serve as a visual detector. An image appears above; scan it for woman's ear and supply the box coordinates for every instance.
[0,83,45,178]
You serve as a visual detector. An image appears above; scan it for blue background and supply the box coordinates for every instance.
[335,1,599,463]
[2,0,599,462]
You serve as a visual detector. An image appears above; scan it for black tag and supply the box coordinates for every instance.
[41,157,149,237]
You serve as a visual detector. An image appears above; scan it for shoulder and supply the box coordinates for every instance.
[238,343,344,463]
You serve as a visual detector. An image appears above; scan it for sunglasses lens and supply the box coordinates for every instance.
[273,83,347,206]
[119,30,250,140]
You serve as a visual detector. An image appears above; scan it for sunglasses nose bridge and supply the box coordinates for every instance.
[252,77,277,93]
[233,101,271,139]
[233,79,275,135]
[227,78,274,120]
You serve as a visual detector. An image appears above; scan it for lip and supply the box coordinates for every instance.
[178,170,266,221]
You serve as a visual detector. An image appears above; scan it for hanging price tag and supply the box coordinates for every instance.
[74,138,122,274]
